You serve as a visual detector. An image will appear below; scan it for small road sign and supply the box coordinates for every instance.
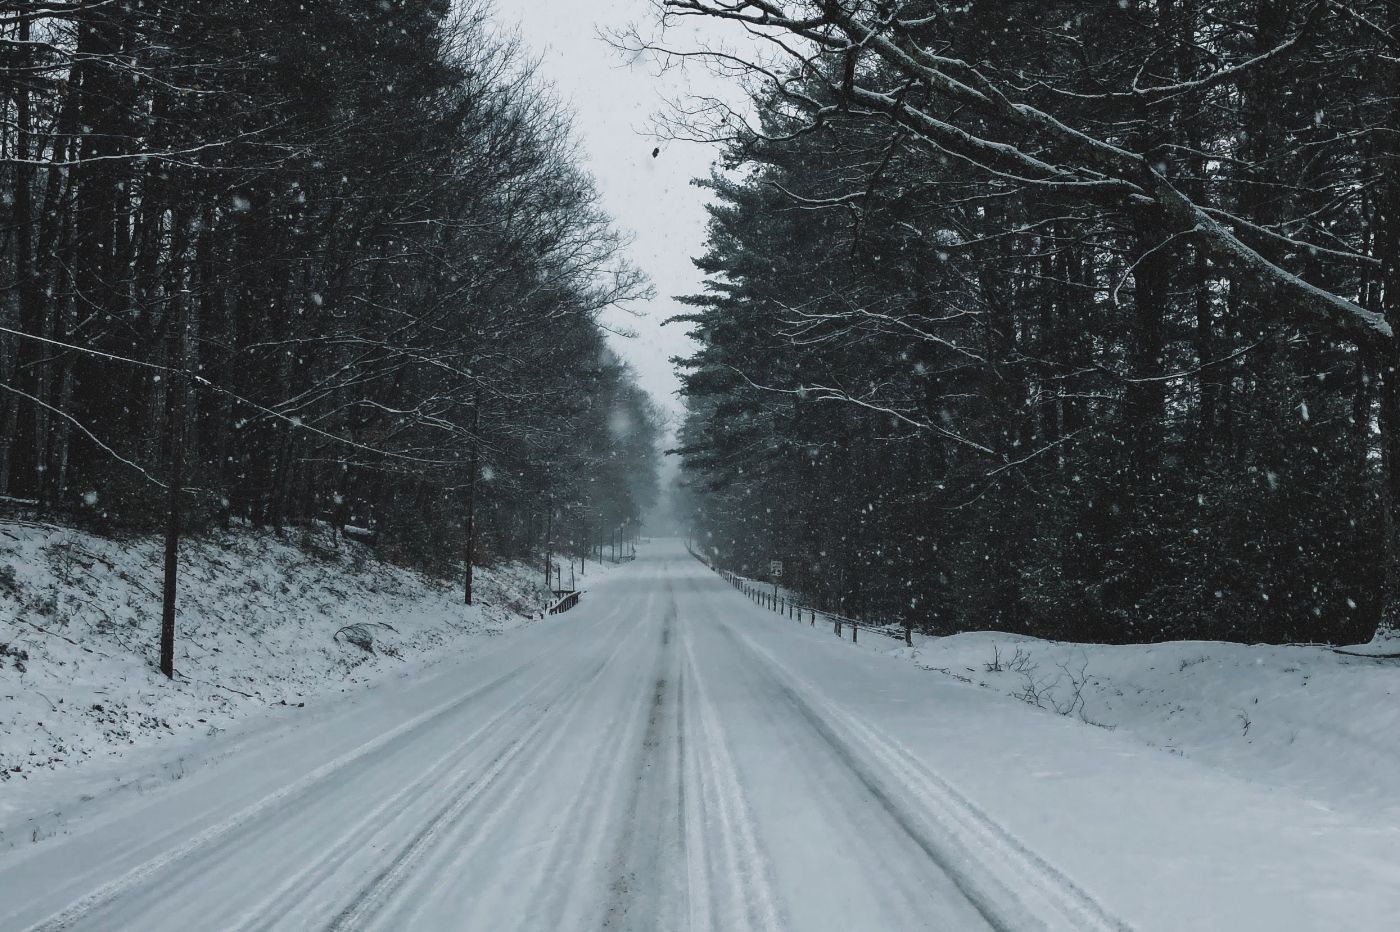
[770,560,783,577]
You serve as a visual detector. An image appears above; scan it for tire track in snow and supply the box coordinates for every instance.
[598,583,689,932]
[229,640,583,932]
[320,697,563,931]
[19,595,640,932]
[599,674,671,928]
[504,571,674,931]
[17,656,540,932]
[678,623,787,932]
[720,620,1135,932]
[395,581,670,931]
[322,599,656,932]
[706,612,990,929]
[511,669,657,930]
[674,664,696,928]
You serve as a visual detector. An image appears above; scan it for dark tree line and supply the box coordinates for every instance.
[0,1,662,588]
[652,0,1398,644]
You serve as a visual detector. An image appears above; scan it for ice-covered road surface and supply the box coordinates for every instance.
[3,540,1399,931]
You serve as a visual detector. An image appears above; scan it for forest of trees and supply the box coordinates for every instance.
[0,0,662,602]
[658,0,1398,644]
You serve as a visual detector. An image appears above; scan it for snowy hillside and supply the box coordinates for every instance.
[880,631,1400,820]
[0,521,550,787]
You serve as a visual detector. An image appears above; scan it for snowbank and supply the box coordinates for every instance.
[879,631,1400,820]
[0,521,549,794]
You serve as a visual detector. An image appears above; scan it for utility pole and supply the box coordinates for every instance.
[463,392,480,605]
[544,494,553,590]
[159,298,189,680]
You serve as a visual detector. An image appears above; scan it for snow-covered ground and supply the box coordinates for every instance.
[859,630,1400,824]
[1,539,1397,931]
[719,562,1400,828]
[0,520,566,844]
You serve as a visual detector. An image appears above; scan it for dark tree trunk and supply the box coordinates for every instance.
[159,306,187,680]
[464,394,481,605]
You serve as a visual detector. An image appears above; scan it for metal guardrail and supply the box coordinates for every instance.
[545,589,581,616]
[687,544,912,647]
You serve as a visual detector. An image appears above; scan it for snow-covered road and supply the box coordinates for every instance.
[2,540,1398,931]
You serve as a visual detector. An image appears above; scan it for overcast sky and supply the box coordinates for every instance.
[492,0,735,426]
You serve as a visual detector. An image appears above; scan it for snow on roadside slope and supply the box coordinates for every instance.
[0,520,549,788]
[878,631,1400,820]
